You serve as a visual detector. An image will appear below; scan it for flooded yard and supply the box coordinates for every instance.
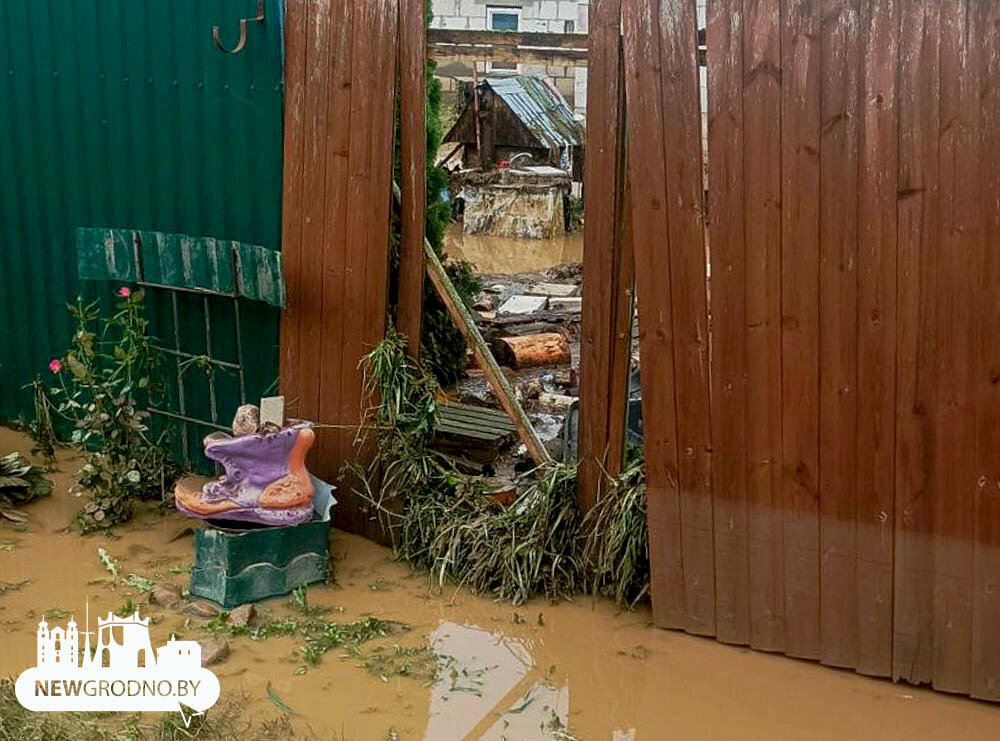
[443,225,583,276]
[0,426,998,740]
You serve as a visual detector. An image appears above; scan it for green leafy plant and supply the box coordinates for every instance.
[45,288,181,531]
[26,376,57,462]
[0,452,52,520]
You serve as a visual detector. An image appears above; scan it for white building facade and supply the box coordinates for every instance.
[430,0,590,116]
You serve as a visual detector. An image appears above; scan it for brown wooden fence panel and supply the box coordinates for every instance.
[578,0,630,512]
[892,0,939,688]
[855,0,898,678]
[778,0,821,661]
[973,0,1000,701]
[625,0,1000,701]
[397,0,426,355]
[280,0,397,534]
[623,0,713,634]
[707,0,749,646]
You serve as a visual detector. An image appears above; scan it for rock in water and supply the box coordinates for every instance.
[231,404,261,436]
[227,603,255,627]
[197,636,230,666]
[150,585,182,609]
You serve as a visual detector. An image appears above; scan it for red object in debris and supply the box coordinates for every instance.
[497,159,510,169]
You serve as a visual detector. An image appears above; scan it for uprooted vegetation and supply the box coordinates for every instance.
[352,329,650,607]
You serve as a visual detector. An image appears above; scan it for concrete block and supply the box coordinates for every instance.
[499,295,549,315]
[548,297,582,313]
[528,282,579,298]
[435,0,457,16]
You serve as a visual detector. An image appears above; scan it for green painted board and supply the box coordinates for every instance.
[138,231,235,294]
[76,227,138,282]
[75,227,284,308]
[235,241,286,308]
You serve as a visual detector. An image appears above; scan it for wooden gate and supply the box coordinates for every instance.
[609,0,1000,700]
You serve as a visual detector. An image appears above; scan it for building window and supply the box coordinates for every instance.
[486,6,521,72]
[565,20,575,33]
[487,6,521,32]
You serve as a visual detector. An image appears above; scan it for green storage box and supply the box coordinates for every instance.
[188,476,336,609]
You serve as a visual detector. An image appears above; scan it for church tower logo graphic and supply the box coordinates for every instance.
[14,601,220,723]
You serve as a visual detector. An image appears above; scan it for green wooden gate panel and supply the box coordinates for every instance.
[0,1,285,466]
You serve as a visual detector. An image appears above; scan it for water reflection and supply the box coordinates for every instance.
[423,621,571,741]
[443,224,583,275]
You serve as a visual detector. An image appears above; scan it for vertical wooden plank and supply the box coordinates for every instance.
[932,0,978,695]
[893,0,940,687]
[579,0,626,511]
[604,186,635,472]
[745,0,786,653]
[657,0,715,636]
[818,0,861,670]
[780,0,821,659]
[299,0,332,430]
[971,0,1000,703]
[362,0,399,542]
[854,0,898,678]
[278,0,309,411]
[622,0,686,629]
[707,0,750,645]
[336,0,398,534]
[317,0,355,491]
[337,0,381,533]
[397,0,426,356]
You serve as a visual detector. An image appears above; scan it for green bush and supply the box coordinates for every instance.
[44,288,180,531]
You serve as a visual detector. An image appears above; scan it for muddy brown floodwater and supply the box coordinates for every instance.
[1,426,999,739]
[444,224,583,275]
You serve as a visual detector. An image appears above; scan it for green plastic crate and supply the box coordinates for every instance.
[188,476,336,609]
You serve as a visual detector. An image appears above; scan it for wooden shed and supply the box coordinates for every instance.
[443,75,585,180]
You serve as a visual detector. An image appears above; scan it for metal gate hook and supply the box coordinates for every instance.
[212,0,265,55]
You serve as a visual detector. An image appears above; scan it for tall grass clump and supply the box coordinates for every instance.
[352,331,583,604]
[580,450,650,607]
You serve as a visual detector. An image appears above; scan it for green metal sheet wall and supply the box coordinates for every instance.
[0,0,284,463]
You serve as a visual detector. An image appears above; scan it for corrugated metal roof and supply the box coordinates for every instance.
[484,76,583,151]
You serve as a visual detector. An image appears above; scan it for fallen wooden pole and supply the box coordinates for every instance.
[392,182,551,466]
[493,333,571,369]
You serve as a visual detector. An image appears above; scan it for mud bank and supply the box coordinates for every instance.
[0,427,998,740]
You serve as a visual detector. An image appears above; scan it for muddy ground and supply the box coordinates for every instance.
[1,426,998,740]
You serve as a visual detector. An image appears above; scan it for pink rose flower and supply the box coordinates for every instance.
[49,359,62,373]
[118,286,131,297]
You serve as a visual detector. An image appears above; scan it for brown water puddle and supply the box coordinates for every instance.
[1,426,999,739]
[443,224,583,275]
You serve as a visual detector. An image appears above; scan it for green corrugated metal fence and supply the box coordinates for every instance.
[0,0,284,465]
